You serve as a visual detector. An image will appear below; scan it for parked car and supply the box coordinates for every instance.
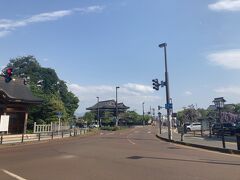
[186,122,202,131]
[182,123,190,133]
[212,123,235,136]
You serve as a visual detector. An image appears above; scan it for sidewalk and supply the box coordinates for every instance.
[158,127,239,151]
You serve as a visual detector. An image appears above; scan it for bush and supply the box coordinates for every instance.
[100,126,121,131]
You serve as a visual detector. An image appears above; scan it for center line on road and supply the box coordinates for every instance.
[2,169,27,180]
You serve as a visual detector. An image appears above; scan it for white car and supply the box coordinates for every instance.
[186,123,201,131]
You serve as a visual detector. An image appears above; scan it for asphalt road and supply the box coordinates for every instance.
[0,126,240,180]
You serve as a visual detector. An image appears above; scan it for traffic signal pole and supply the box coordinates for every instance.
[161,43,172,140]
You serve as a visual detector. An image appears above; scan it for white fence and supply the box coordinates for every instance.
[34,122,70,133]
[1,128,90,145]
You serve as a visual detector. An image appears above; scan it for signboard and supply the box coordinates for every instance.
[165,103,173,110]
[56,112,62,118]
[177,126,184,134]
[172,113,177,117]
[0,115,10,132]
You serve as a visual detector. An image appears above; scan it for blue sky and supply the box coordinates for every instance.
[1,0,240,115]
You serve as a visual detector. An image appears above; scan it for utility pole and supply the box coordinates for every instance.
[115,86,120,126]
[142,102,145,126]
[159,43,172,140]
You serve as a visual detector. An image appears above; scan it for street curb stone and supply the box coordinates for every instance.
[156,134,240,155]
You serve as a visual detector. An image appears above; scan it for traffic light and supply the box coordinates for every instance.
[5,68,13,83]
[152,79,160,91]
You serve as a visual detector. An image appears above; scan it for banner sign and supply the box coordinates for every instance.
[0,115,10,132]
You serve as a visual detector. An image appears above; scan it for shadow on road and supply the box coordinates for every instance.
[127,156,240,166]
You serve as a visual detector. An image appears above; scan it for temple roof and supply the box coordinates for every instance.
[0,77,42,104]
[86,100,129,110]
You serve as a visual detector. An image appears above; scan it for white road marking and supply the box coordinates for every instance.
[58,155,76,159]
[2,169,27,180]
[127,134,136,144]
[100,133,104,135]
[127,129,137,145]
[147,131,151,134]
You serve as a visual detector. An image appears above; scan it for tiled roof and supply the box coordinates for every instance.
[0,77,42,104]
[86,100,129,110]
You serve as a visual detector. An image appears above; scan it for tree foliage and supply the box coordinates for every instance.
[82,112,96,125]
[4,56,79,129]
[81,110,151,126]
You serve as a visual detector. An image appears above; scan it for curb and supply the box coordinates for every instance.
[156,134,240,155]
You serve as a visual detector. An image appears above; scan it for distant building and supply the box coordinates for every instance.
[86,99,129,114]
[86,100,129,125]
[207,104,235,111]
[0,77,42,134]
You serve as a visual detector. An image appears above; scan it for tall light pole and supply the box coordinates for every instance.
[115,86,120,126]
[97,97,100,127]
[159,42,172,140]
[142,102,145,126]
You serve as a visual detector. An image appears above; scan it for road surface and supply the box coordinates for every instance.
[0,126,239,180]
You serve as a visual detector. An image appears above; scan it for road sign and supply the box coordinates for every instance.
[172,113,177,117]
[56,112,62,118]
[165,103,173,110]
[177,127,184,134]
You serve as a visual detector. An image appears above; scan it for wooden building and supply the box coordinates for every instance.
[86,100,129,114]
[0,77,42,134]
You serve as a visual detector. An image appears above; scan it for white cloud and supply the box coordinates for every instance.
[0,30,10,37]
[184,91,193,96]
[74,5,105,13]
[214,86,240,95]
[0,5,105,38]
[67,83,160,114]
[209,0,240,11]
[123,83,154,93]
[207,49,240,69]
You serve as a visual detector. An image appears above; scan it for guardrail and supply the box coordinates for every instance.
[0,128,90,145]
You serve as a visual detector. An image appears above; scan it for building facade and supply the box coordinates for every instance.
[0,77,42,134]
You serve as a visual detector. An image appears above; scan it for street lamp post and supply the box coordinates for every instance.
[213,97,226,148]
[142,102,145,126]
[97,97,100,127]
[115,86,120,126]
[159,43,172,140]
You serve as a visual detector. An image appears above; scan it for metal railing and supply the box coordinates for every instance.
[0,128,89,145]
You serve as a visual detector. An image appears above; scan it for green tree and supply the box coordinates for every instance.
[83,112,96,125]
[121,111,150,125]
[234,104,240,114]
[102,112,114,126]
[4,56,79,129]
[177,106,200,124]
